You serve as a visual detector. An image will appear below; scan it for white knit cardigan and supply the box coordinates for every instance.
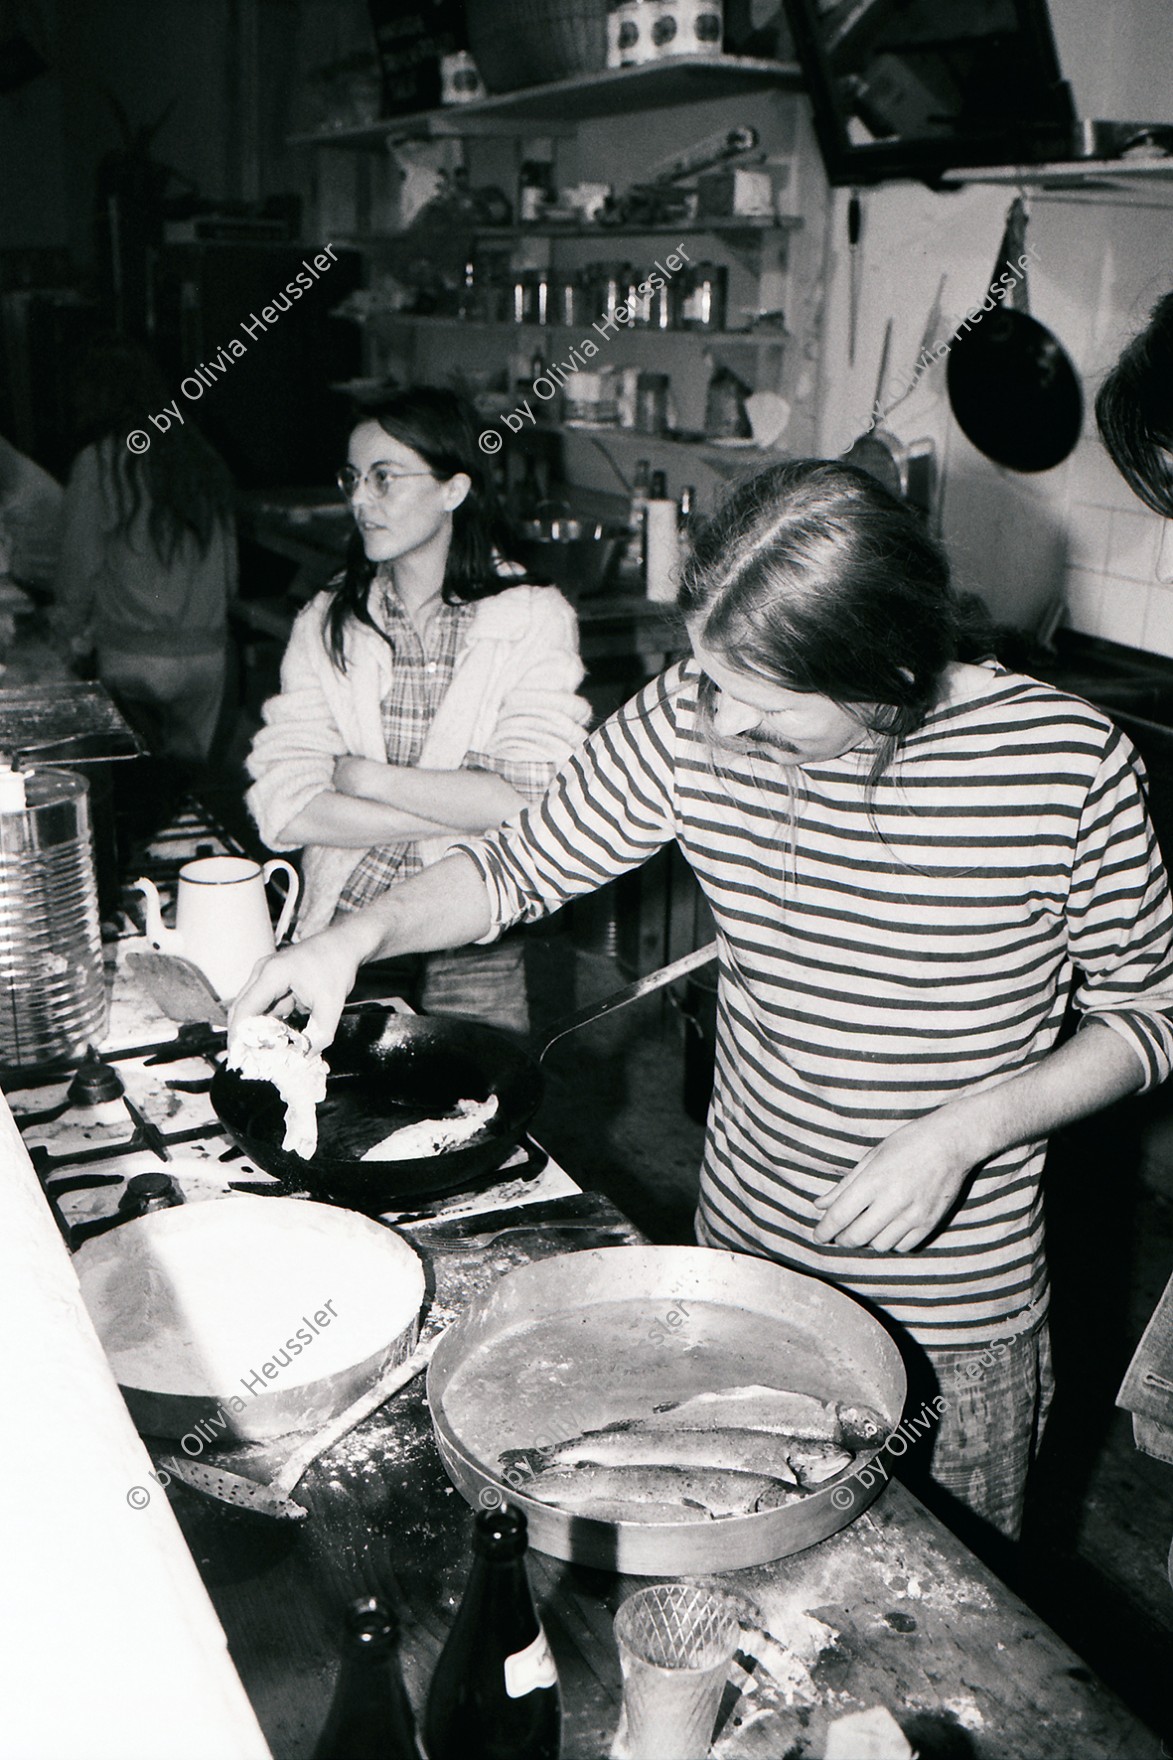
[245,581,590,936]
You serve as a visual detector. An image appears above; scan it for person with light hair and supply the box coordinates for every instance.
[236,459,1173,1541]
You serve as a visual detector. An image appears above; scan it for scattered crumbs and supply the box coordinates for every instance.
[942,1695,985,1732]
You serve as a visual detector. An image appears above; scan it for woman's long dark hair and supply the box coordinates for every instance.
[678,460,993,785]
[325,386,513,670]
[1096,291,1173,519]
[71,337,234,562]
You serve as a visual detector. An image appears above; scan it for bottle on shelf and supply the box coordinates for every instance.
[424,1504,561,1760]
[617,458,651,590]
[312,1596,421,1760]
[678,483,696,533]
[645,468,681,603]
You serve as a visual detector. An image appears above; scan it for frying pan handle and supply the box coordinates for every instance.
[535,940,718,1062]
[995,196,1031,315]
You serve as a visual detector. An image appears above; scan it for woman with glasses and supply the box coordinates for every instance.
[244,385,589,1032]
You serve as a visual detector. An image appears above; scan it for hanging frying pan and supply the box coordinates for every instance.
[209,943,717,1212]
[945,197,1082,473]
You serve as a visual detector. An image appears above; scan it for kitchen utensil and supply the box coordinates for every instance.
[427,1244,906,1575]
[126,949,230,1026]
[134,854,299,1004]
[156,1331,440,1520]
[209,942,718,1211]
[613,1583,742,1760]
[945,197,1082,472]
[75,1194,426,1443]
[0,766,108,1068]
[842,324,937,518]
[847,189,862,365]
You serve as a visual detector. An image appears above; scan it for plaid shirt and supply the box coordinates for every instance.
[337,585,556,913]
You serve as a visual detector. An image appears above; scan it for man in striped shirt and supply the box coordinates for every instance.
[235,462,1173,1538]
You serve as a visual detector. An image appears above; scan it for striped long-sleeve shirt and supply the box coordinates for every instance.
[457,659,1173,1348]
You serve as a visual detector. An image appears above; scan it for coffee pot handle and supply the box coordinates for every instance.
[262,859,300,946]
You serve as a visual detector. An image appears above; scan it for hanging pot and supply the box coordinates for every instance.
[945,198,1082,473]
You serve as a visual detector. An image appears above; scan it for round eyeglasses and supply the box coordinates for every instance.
[337,462,437,501]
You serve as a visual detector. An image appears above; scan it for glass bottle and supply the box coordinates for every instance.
[312,1597,421,1760]
[424,1504,561,1760]
[617,458,651,590]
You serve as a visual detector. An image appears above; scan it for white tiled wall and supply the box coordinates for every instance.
[815,176,1173,651]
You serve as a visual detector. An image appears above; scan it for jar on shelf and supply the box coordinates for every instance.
[552,270,586,329]
[636,370,670,435]
[518,152,555,224]
[590,260,633,329]
[652,0,724,58]
[679,260,728,331]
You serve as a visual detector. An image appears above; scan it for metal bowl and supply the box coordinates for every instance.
[427,1245,907,1575]
[513,517,626,599]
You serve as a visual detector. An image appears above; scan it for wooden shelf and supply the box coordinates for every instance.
[290,55,802,146]
[466,217,803,240]
[939,157,1173,191]
[350,313,788,343]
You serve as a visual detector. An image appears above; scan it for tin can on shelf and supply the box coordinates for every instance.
[591,261,633,329]
[651,0,724,57]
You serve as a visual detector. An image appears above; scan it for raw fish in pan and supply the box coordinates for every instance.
[518,1462,807,1521]
[501,1425,856,1490]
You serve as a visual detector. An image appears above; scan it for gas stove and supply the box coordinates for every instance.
[6,794,579,1248]
[6,1030,267,1247]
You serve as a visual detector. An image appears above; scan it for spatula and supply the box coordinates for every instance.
[126,950,229,1026]
[155,1331,440,1520]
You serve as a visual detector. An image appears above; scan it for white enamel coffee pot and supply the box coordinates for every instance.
[134,855,299,1001]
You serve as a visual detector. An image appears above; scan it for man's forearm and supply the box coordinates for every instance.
[945,1019,1146,1164]
[329,851,496,968]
